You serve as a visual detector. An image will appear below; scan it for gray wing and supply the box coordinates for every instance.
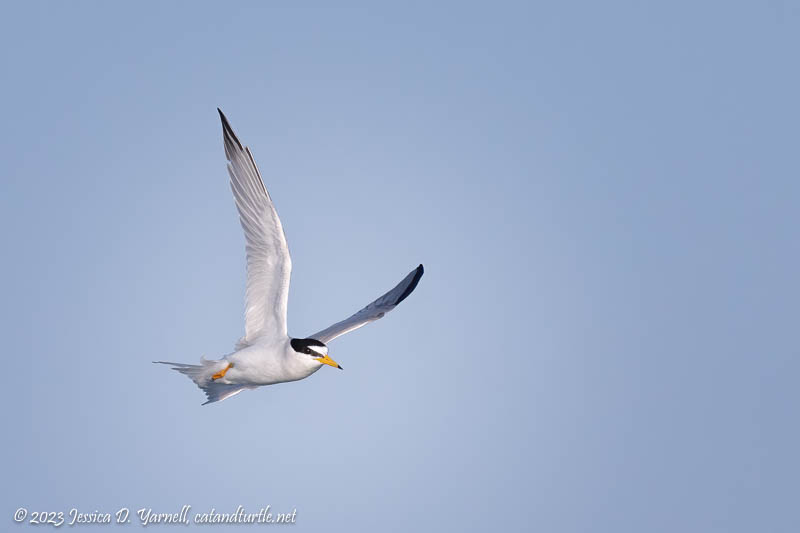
[310,265,424,344]
[219,109,292,346]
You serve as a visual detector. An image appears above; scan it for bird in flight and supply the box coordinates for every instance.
[155,109,423,404]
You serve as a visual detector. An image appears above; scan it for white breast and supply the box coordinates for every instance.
[224,337,321,386]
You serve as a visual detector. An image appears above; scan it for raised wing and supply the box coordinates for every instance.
[310,265,424,344]
[218,108,292,346]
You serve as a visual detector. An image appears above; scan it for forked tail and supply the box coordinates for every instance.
[154,359,249,405]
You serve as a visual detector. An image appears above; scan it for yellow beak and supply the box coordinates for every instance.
[316,354,343,370]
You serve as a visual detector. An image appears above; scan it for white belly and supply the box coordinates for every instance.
[220,338,320,386]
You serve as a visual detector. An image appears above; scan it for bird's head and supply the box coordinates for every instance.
[290,338,342,369]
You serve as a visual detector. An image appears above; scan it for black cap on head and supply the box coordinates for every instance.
[290,338,326,354]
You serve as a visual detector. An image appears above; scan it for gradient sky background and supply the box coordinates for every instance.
[1,2,798,532]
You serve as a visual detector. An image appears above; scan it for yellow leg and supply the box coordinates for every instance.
[211,362,233,381]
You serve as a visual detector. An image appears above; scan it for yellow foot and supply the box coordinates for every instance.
[211,362,233,381]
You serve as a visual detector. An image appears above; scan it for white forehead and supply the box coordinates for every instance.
[309,345,328,356]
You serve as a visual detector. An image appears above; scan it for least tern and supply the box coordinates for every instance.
[156,109,423,404]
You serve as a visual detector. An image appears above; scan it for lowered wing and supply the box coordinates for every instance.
[310,264,424,344]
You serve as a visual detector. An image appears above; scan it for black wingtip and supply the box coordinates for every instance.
[395,264,424,305]
[217,107,243,150]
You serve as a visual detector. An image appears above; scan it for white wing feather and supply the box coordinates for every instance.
[218,109,292,347]
[310,265,424,344]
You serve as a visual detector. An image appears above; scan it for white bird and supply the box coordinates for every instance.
[156,109,424,404]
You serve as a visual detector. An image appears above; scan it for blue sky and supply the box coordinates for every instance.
[1,2,798,532]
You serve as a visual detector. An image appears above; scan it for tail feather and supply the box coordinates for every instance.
[154,359,250,405]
